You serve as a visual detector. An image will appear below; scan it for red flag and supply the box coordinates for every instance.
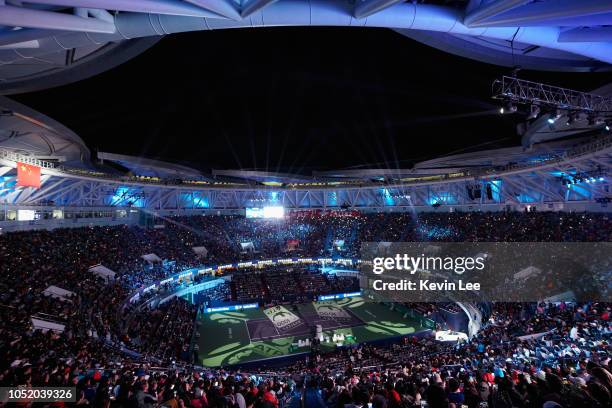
[17,162,41,188]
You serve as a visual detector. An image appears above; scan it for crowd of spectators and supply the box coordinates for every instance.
[124,298,198,363]
[228,267,360,304]
[405,302,461,318]
[232,272,268,302]
[0,210,610,407]
[2,300,608,407]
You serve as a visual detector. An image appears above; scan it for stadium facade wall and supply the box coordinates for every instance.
[153,201,611,215]
[0,205,139,233]
[0,201,610,233]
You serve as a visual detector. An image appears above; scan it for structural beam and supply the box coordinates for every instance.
[0,166,12,177]
[87,8,115,23]
[183,0,241,20]
[468,0,612,28]
[21,0,225,18]
[464,0,531,27]
[495,12,612,28]
[0,5,116,33]
[0,40,39,49]
[0,28,65,47]
[354,0,403,19]
[559,26,612,43]
[241,0,277,18]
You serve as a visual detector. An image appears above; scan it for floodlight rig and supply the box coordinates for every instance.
[492,76,612,124]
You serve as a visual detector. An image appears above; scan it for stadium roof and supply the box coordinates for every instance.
[1,0,612,94]
[0,130,609,210]
[98,151,209,180]
[0,96,90,165]
[308,137,607,181]
[211,170,314,184]
[92,135,606,184]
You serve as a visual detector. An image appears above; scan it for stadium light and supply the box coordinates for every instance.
[546,110,562,125]
[500,102,517,115]
[263,206,285,219]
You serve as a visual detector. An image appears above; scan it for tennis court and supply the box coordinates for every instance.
[197,296,428,367]
[245,302,365,341]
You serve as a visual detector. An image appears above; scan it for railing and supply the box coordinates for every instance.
[0,149,58,169]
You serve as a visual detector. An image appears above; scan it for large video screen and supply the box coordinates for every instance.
[245,208,264,218]
[246,206,285,219]
[17,210,36,221]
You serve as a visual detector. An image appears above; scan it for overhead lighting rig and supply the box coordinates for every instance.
[493,76,612,125]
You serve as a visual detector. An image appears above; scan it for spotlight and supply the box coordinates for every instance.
[547,117,556,125]
[500,102,517,115]
[599,177,605,182]
[606,125,610,132]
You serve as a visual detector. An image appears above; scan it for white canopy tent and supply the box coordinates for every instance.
[240,242,255,253]
[42,285,75,301]
[88,264,117,281]
[514,266,541,280]
[376,242,393,256]
[192,246,208,257]
[141,253,162,263]
[31,316,65,333]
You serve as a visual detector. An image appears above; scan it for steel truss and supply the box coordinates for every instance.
[1,141,611,211]
[493,76,612,115]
